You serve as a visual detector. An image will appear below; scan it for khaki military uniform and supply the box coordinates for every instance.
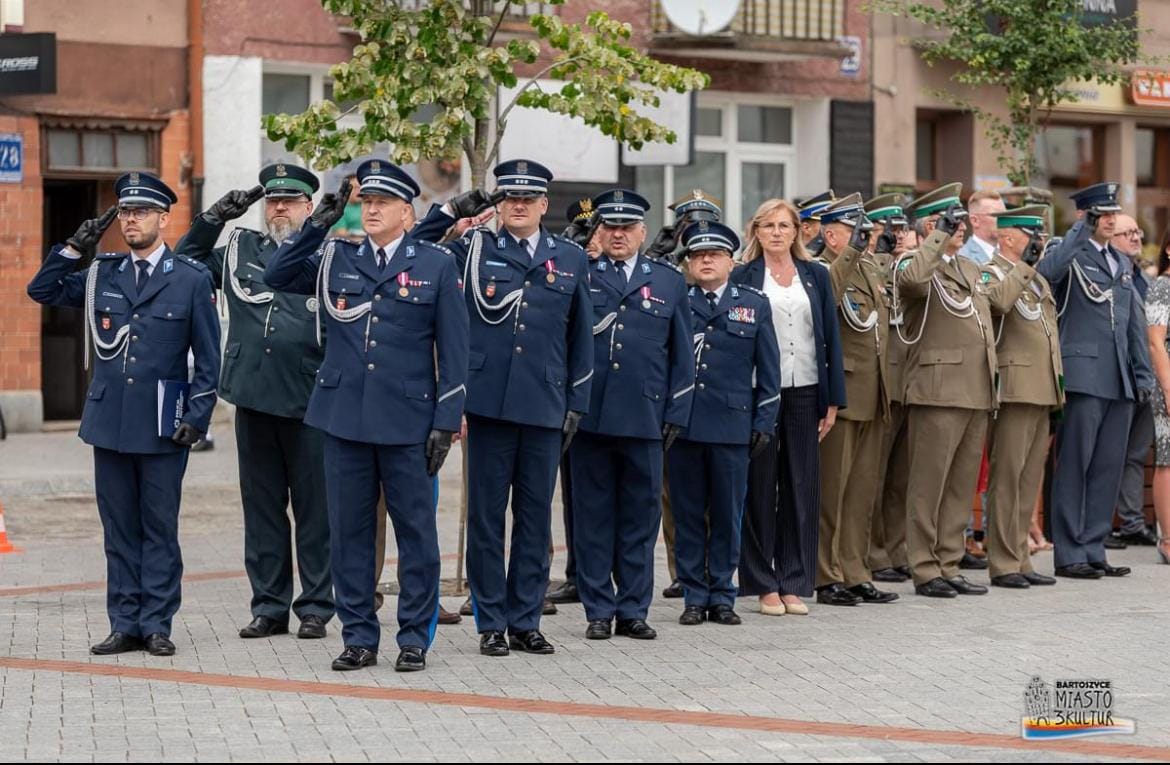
[896,230,1032,584]
[817,244,891,587]
[869,252,911,573]
[982,253,1063,578]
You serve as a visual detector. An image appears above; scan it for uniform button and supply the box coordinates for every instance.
[371,316,379,323]
[698,382,706,390]
[273,306,279,312]
[127,378,134,384]
[132,313,140,320]
[129,357,136,363]
[515,346,523,353]
[701,363,708,370]
[620,305,627,312]
[166,312,173,318]
[367,363,375,371]
[615,343,623,350]
[375,294,382,301]
[524,280,532,288]
[704,343,712,350]
[265,348,272,354]
[519,324,526,331]
[270,326,276,332]
[522,302,529,308]
[369,340,377,348]
[706,325,713,332]
[413,296,419,302]
[617,324,624,331]
[612,362,620,370]
[131,335,138,342]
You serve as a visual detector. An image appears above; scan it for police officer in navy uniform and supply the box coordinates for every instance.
[571,189,695,641]
[264,160,469,672]
[1036,182,1154,579]
[797,189,835,258]
[670,221,780,626]
[27,172,221,657]
[174,163,334,640]
[412,159,593,657]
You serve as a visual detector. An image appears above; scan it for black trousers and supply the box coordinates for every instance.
[739,384,820,598]
[236,407,333,623]
[559,451,577,581]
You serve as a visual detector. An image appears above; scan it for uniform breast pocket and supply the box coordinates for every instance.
[590,289,610,309]
[94,302,127,337]
[150,302,190,342]
[480,266,514,285]
[724,322,758,342]
[637,305,671,341]
[392,287,438,328]
[542,277,572,299]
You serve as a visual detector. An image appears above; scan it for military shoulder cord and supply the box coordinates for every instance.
[315,238,373,348]
[84,260,130,372]
[224,229,289,341]
[464,230,524,326]
[1060,260,1115,330]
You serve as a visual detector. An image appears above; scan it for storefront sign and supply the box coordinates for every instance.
[0,33,56,95]
[0,133,22,184]
[1130,70,1170,107]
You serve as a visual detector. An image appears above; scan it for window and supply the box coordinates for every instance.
[1035,125,1103,187]
[261,71,324,167]
[915,117,936,184]
[629,97,796,233]
[45,129,154,173]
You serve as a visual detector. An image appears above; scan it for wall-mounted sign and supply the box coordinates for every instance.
[0,133,23,183]
[838,35,861,76]
[1130,70,1170,108]
[0,33,56,95]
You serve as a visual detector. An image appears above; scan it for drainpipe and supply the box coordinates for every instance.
[188,0,205,215]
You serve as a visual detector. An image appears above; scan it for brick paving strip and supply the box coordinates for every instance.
[0,656,1165,761]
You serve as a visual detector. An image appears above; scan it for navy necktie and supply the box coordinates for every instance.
[706,291,718,312]
[377,248,387,271]
[612,259,627,287]
[135,260,151,294]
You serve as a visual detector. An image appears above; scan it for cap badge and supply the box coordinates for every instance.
[580,198,592,213]
[129,172,140,185]
[517,160,528,174]
[698,220,710,232]
[276,163,287,177]
[371,160,381,173]
[614,190,624,202]
[692,189,704,200]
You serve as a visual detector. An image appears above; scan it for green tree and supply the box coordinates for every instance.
[878,0,1143,185]
[264,0,709,186]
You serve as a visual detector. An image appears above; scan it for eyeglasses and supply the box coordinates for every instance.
[1117,229,1144,240]
[117,207,160,221]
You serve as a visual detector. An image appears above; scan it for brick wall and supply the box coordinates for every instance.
[159,110,194,246]
[0,116,44,394]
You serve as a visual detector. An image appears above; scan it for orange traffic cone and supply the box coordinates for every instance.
[0,499,19,553]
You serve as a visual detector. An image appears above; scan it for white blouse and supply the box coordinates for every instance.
[763,268,819,389]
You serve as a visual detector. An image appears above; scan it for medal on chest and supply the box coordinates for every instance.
[398,271,410,298]
[545,260,556,284]
[101,314,111,331]
[641,286,652,310]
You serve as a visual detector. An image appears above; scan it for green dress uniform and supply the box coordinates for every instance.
[174,165,333,631]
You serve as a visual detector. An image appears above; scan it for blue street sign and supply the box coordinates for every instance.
[0,133,22,184]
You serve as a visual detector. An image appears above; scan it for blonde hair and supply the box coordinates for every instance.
[741,198,811,263]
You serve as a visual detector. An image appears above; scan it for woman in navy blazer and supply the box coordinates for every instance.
[731,198,846,615]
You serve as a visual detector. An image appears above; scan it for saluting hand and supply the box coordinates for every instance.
[874,228,897,256]
[449,188,504,219]
[204,185,265,225]
[936,204,968,237]
[309,177,352,229]
[66,205,118,255]
[847,216,872,252]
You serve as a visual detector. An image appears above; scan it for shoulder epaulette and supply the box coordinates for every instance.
[811,257,830,269]
[736,283,766,298]
[982,263,1006,282]
[552,234,586,253]
[651,257,683,274]
[176,254,210,273]
[95,252,124,260]
[417,240,455,257]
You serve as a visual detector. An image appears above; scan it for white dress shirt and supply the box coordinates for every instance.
[129,241,168,277]
[763,270,818,388]
[371,233,405,267]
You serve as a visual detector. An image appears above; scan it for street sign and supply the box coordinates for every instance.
[838,36,861,76]
[0,133,22,184]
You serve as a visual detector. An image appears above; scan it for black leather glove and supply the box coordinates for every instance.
[172,423,203,447]
[425,429,455,476]
[749,431,772,460]
[874,228,897,256]
[309,177,352,229]
[662,423,682,452]
[66,205,118,255]
[847,215,872,252]
[1138,387,1154,406]
[645,224,680,260]
[449,189,504,219]
[561,411,583,455]
[1022,232,1044,266]
[935,204,968,236]
[204,185,265,225]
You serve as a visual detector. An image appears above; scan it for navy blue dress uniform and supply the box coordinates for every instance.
[569,189,696,638]
[667,223,780,621]
[1035,183,1155,577]
[173,163,333,638]
[27,171,221,654]
[412,159,593,652]
[263,159,469,667]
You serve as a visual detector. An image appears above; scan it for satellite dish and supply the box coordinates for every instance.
[661,0,741,36]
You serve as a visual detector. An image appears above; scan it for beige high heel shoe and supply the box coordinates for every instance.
[758,594,785,616]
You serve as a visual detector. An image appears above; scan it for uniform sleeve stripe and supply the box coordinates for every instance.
[190,391,216,400]
[438,384,466,403]
[757,393,781,407]
[572,370,594,388]
[672,384,695,400]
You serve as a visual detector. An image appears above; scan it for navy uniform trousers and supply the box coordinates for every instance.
[570,433,664,621]
[1051,393,1134,567]
[667,441,749,608]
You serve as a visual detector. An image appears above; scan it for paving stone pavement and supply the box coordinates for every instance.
[1,427,1168,762]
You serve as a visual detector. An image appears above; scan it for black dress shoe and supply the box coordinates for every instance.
[662,580,684,599]
[679,605,706,625]
[706,605,742,625]
[459,597,474,616]
[946,575,988,595]
[546,580,580,604]
[1090,561,1131,577]
[542,599,558,616]
[872,567,908,583]
[479,630,510,656]
[894,565,912,578]
[848,582,899,603]
[239,616,289,639]
[914,577,958,598]
[297,615,327,639]
[815,583,861,606]
[394,646,426,672]
[585,619,612,640]
[90,632,143,655]
[1055,563,1104,579]
[991,573,1031,589]
[509,630,555,654]
[959,552,989,570]
[1104,533,1128,550]
[145,633,176,656]
[1022,571,1057,586]
[332,645,377,671]
[615,619,657,639]
[1119,526,1159,546]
